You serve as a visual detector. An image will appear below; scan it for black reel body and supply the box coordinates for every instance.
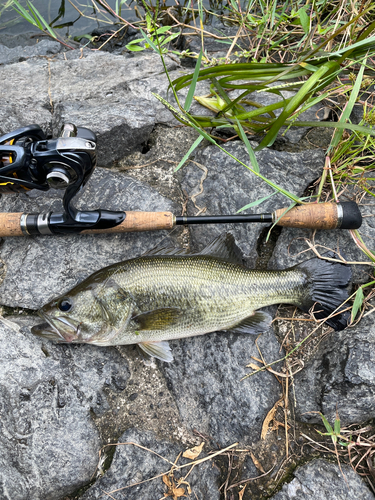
[0,123,125,234]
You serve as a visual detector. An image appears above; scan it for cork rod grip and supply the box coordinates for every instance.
[0,213,24,236]
[82,211,175,234]
[274,203,340,230]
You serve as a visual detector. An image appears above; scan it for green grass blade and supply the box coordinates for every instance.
[140,28,160,54]
[351,286,364,322]
[256,60,340,150]
[234,117,259,173]
[237,191,278,213]
[11,0,36,26]
[329,36,375,58]
[320,413,334,435]
[298,7,310,35]
[25,1,43,31]
[329,58,367,150]
[284,120,375,137]
[184,50,203,112]
[27,1,57,39]
[174,135,204,172]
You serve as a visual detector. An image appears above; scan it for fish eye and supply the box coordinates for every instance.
[58,299,73,312]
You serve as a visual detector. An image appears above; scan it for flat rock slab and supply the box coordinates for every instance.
[288,314,375,426]
[159,327,282,447]
[0,316,130,500]
[181,141,325,264]
[271,459,374,500]
[0,167,180,309]
[0,40,61,66]
[81,428,221,500]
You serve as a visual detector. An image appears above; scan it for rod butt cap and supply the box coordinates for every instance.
[340,202,362,229]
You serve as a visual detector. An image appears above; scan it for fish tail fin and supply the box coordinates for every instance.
[295,252,351,331]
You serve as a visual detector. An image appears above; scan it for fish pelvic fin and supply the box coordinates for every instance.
[229,311,272,335]
[138,341,173,362]
[295,252,352,331]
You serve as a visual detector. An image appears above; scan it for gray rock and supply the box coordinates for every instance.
[53,98,156,167]
[181,141,325,264]
[159,327,283,447]
[289,314,375,425]
[0,40,61,66]
[0,167,180,309]
[271,459,374,500]
[81,428,220,500]
[0,32,40,49]
[0,58,52,136]
[0,50,181,165]
[0,316,130,500]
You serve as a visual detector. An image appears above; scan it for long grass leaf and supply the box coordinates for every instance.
[234,117,259,173]
[27,1,57,39]
[351,286,364,322]
[284,120,375,137]
[329,58,367,150]
[10,0,35,25]
[237,191,278,213]
[184,50,203,112]
[25,1,43,30]
[256,61,340,150]
[174,135,204,172]
[140,28,160,53]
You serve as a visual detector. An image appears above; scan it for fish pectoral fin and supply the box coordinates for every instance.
[138,341,173,363]
[230,311,272,335]
[132,307,182,331]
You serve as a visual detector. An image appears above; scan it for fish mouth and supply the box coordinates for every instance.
[32,313,80,343]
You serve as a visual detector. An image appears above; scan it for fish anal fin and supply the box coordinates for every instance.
[138,341,173,362]
[132,307,182,331]
[230,311,272,335]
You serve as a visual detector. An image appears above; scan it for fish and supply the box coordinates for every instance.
[32,233,351,362]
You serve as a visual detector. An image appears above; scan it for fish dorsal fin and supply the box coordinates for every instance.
[138,341,173,362]
[199,233,244,265]
[229,311,272,335]
[143,245,189,257]
[132,307,182,331]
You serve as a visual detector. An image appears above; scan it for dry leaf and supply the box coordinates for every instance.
[261,398,283,439]
[163,473,186,499]
[238,485,247,500]
[247,363,262,371]
[182,442,204,460]
[249,451,265,474]
[163,475,172,488]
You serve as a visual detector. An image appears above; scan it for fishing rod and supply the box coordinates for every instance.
[0,123,362,237]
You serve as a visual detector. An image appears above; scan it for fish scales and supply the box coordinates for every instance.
[32,233,351,362]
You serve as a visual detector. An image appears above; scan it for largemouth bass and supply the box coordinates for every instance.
[32,234,351,362]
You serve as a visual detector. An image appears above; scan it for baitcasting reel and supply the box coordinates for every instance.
[0,123,124,234]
